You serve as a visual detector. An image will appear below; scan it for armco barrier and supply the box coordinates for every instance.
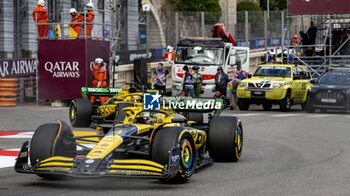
[0,78,18,107]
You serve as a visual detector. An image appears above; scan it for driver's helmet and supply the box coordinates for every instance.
[141,112,156,124]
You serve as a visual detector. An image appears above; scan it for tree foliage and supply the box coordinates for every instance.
[164,0,222,24]
[237,1,262,11]
[259,0,287,10]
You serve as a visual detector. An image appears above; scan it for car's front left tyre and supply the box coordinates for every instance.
[151,127,196,183]
[30,121,76,180]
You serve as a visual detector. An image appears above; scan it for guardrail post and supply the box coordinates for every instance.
[146,11,150,58]
[175,12,179,44]
[281,10,285,63]
[264,11,268,50]
[245,11,249,44]
[201,12,205,37]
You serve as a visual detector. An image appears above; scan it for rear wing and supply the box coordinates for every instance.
[81,87,122,98]
[162,97,225,114]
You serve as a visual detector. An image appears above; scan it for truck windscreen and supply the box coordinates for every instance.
[175,47,224,65]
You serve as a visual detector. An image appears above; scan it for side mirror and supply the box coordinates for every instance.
[248,74,252,78]
[229,56,236,65]
[310,79,317,84]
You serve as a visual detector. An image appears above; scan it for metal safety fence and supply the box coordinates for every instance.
[35,9,112,40]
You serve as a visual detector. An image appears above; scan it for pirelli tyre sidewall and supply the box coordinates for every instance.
[151,127,196,183]
[69,98,92,127]
[208,116,243,162]
[30,121,76,180]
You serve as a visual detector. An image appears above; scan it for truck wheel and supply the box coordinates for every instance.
[279,92,291,112]
[30,121,76,180]
[262,103,273,111]
[238,99,250,111]
[208,116,243,162]
[151,127,196,183]
[69,99,92,127]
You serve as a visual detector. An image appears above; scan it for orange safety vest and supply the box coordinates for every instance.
[32,5,48,23]
[85,10,95,37]
[291,39,299,46]
[162,51,175,61]
[70,13,84,34]
[92,64,107,82]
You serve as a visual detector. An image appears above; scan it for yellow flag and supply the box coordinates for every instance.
[55,24,61,39]
[69,27,78,39]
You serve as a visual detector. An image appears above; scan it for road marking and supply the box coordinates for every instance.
[0,144,96,169]
[31,107,67,111]
[270,114,301,117]
[0,156,18,169]
[0,131,23,136]
[306,114,338,118]
[0,131,33,138]
[0,131,97,139]
[234,113,265,117]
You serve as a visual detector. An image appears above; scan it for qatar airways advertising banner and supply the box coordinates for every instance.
[38,39,109,99]
[289,0,350,15]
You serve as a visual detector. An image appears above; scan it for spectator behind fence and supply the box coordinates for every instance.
[307,21,317,45]
[192,65,202,97]
[228,64,248,110]
[32,0,49,39]
[182,65,195,97]
[299,31,309,55]
[153,63,170,94]
[215,66,230,99]
[69,8,84,37]
[339,30,350,55]
[291,35,299,46]
[85,2,95,39]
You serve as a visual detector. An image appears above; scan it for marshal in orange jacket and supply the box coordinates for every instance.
[32,5,49,39]
[70,13,84,36]
[85,10,95,38]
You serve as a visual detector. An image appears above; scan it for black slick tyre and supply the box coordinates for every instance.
[30,121,76,180]
[69,99,92,127]
[151,127,196,183]
[238,99,250,111]
[208,116,243,162]
[262,103,273,111]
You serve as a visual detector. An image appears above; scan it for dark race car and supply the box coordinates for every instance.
[306,68,350,113]
[14,97,243,184]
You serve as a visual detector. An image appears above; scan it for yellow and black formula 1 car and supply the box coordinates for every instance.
[69,87,158,128]
[14,98,243,183]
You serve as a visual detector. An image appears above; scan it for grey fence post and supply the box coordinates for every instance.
[201,12,205,37]
[245,11,249,44]
[19,80,24,103]
[329,15,332,65]
[281,11,285,54]
[264,11,268,50]
[146,11,150,58]
[175,12,179,44]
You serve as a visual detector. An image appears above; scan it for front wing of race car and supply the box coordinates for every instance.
[14,141,181,179]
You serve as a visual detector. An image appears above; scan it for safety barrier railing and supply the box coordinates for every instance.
[280,44,350,77]
[0,78,18,107]
[35,9,111,41]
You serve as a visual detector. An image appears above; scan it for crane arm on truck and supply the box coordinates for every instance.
[211,23,236,46]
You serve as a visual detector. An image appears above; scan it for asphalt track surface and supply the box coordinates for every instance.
[1,105,350,196]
